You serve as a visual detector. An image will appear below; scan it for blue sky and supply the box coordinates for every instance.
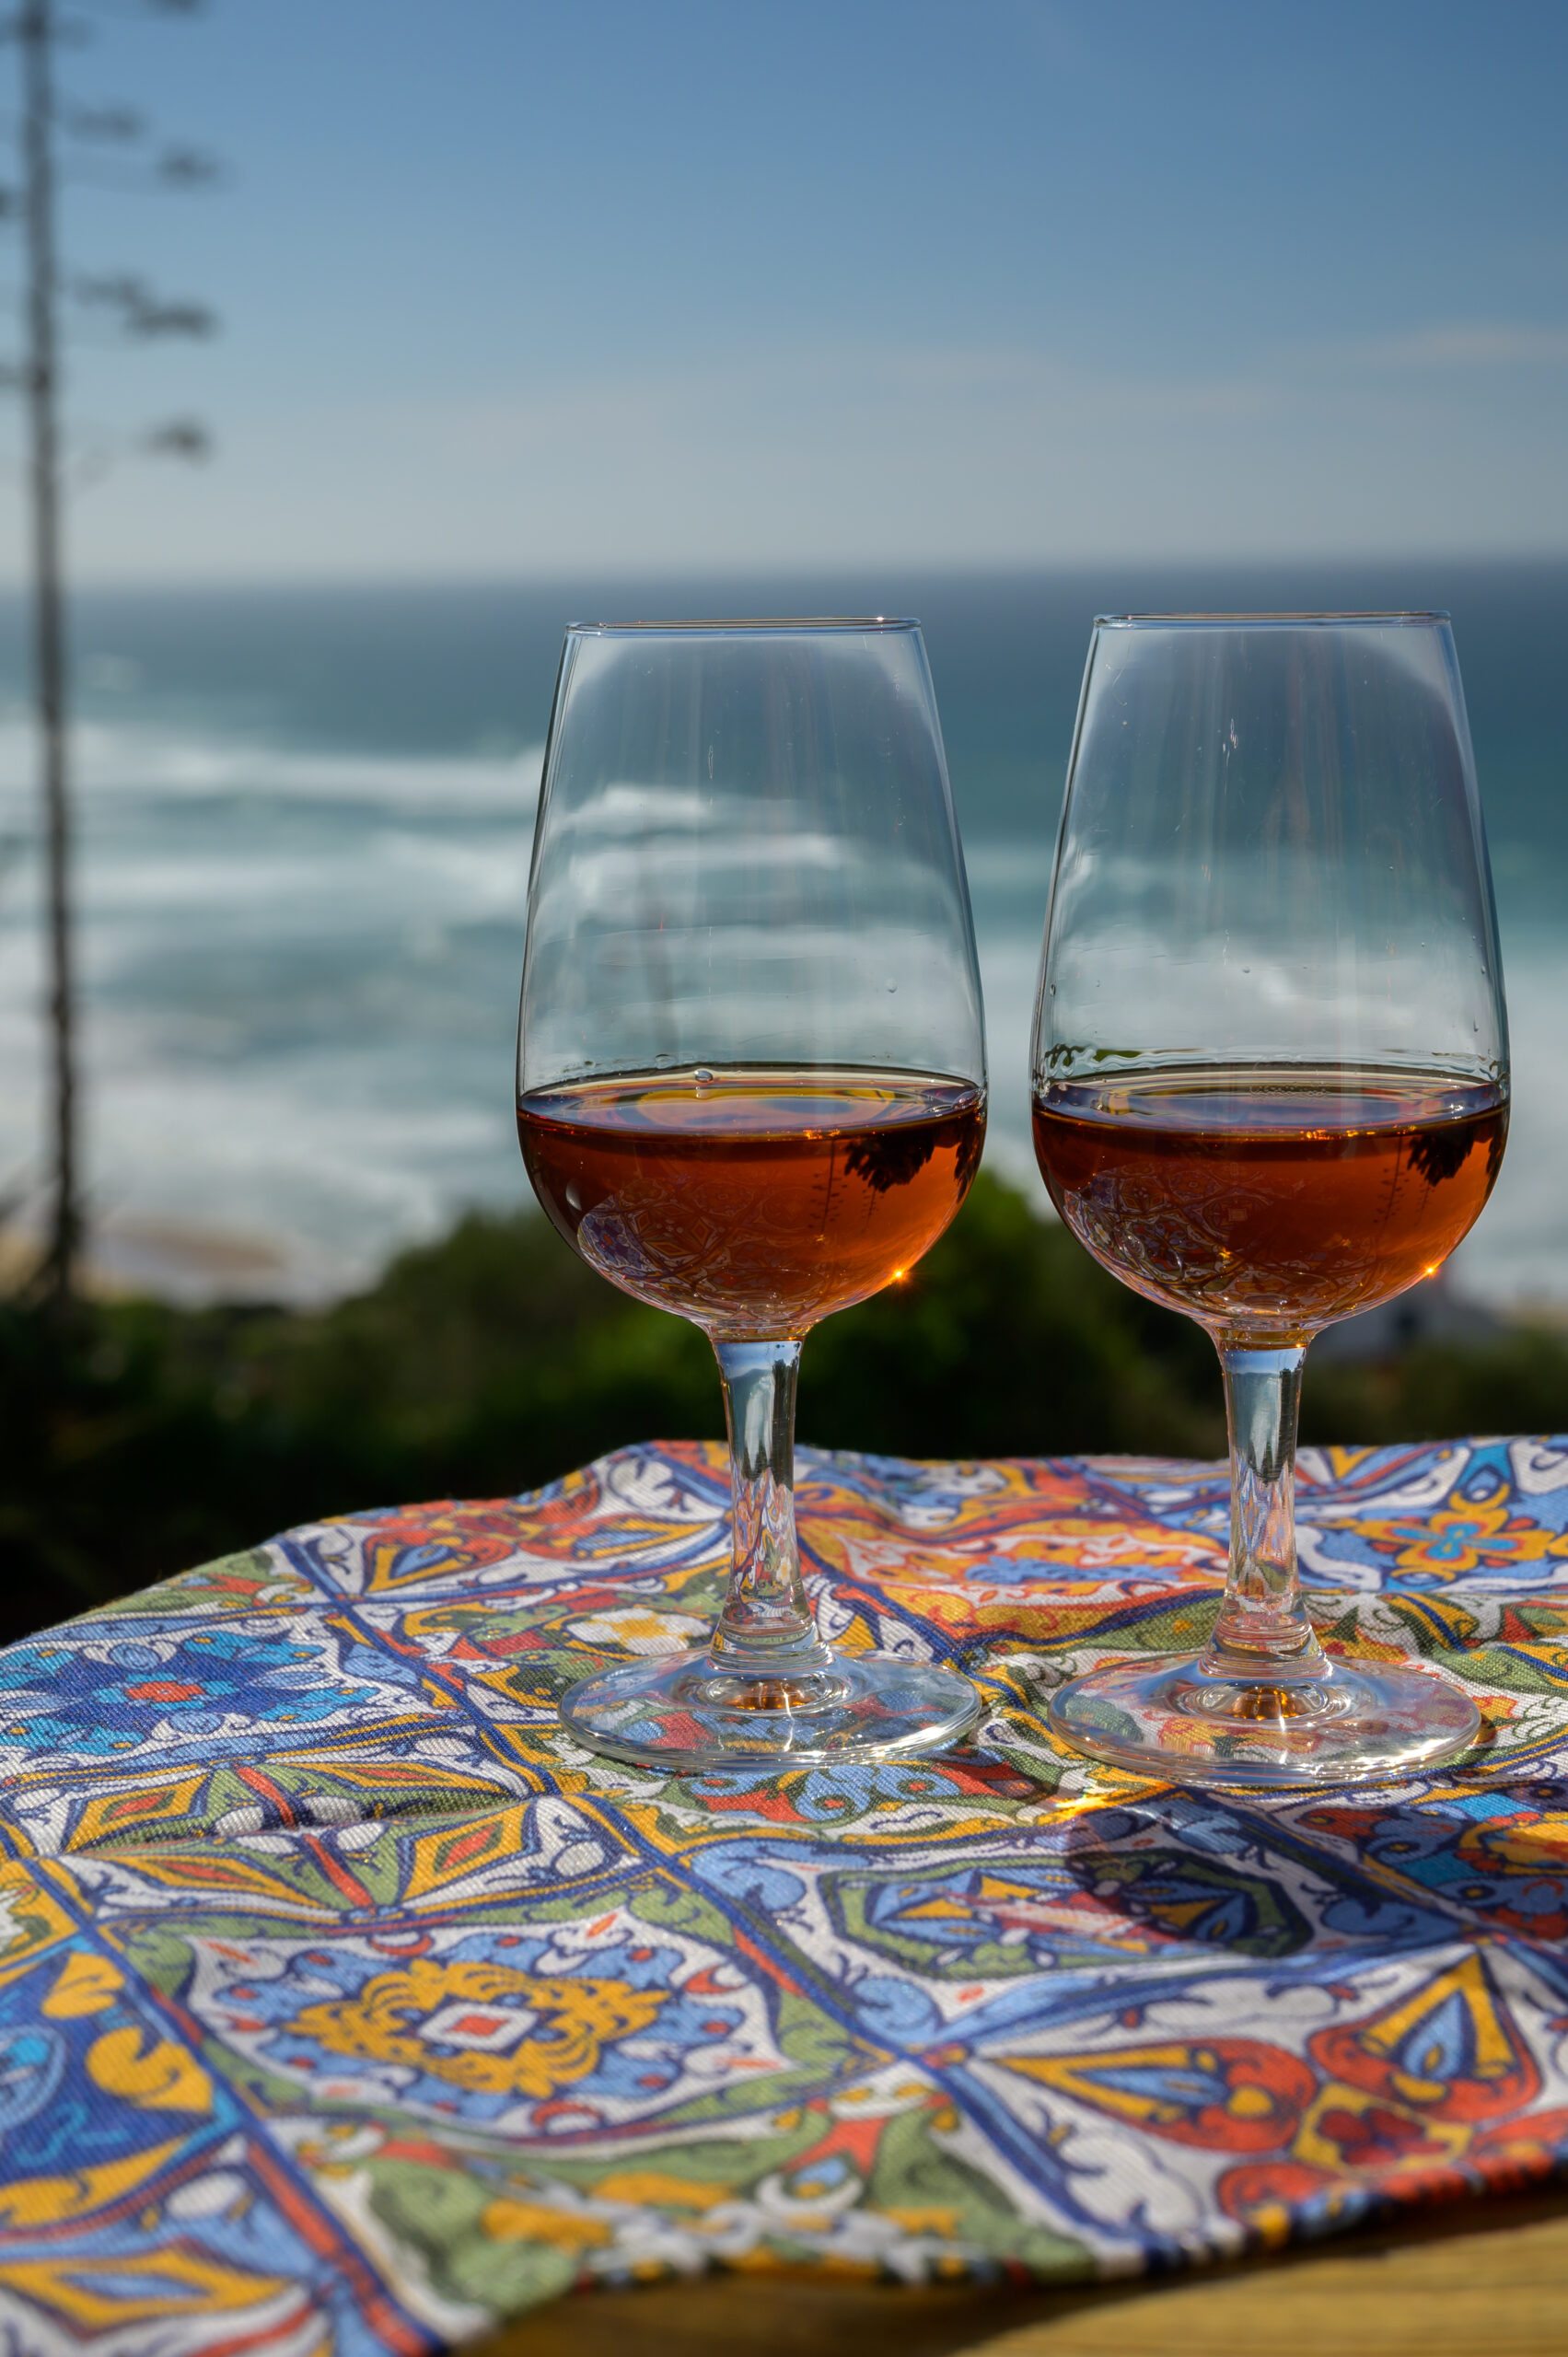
[4,0,1566,579]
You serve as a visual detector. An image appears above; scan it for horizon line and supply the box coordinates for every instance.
[0,550,1563,597]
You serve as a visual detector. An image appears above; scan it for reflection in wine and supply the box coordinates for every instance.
[520,1068,984,1339]
[1033,1065,1506,1342]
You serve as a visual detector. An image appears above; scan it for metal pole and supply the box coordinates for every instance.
[20,0,78,1307]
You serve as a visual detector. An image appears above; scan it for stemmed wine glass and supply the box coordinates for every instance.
[1031,613,1508,1785]
[517,619,987,1771]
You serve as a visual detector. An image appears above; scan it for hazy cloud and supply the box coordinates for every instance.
[6,331,1564,583]
[1302,322,1568,371]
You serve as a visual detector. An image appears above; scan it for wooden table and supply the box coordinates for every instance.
[487,2186,1568,2357]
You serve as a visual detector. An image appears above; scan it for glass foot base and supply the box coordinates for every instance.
[1047,1650,1481,1787]
[561,1648,981,1771]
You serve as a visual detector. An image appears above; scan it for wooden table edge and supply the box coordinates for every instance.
[476,2176,1568,2357]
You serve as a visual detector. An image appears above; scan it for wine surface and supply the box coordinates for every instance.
[1032,1065,1506,1341]
[518,1067,985,1338]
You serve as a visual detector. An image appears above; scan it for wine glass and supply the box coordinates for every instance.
[1031,613,1508,1785]
[517,619,986,1771]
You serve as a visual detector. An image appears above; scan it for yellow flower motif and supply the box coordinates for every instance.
[42,1952,124,2017]
[86,2026,212,2114]
[292,1958,664,2098]
[0,2138,188,2227]
[1358,1493,1568,1581]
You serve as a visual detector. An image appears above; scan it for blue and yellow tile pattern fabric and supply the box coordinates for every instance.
[2,1437,1568,2351]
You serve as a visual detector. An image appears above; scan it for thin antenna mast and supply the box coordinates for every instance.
[20,0,77,1307]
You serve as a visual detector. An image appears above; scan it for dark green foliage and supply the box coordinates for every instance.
[798,1174,1222,1459]
[1300,1329,1568,1451]
[2,1170,1564,1644]
[0,1213,719,1643]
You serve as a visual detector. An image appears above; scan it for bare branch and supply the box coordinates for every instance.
[143,412,207,457]
[156,141,217,185]
[71,271,217,335]
[64,100,141,138]
[51,0,206,17]
[73,266,143,304]
[133,294,213,334]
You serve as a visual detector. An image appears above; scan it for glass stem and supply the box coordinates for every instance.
[707,1340,833,1676]
[1204,1342,1325,1674]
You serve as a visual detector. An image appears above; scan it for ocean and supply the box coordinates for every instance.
[0,563,1562,1305]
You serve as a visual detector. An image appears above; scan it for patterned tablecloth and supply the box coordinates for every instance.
[2,1438,1568,2354]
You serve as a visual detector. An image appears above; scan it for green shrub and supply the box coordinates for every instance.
[1301,1329,1568,1449]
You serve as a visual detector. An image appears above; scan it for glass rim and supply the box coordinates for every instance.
[563,616,920,634]
[1093,610,1451,627]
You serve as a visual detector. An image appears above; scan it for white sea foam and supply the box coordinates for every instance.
[0,718,544,1297]
[0,708,546,814]
[1451,924,1568,1307]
